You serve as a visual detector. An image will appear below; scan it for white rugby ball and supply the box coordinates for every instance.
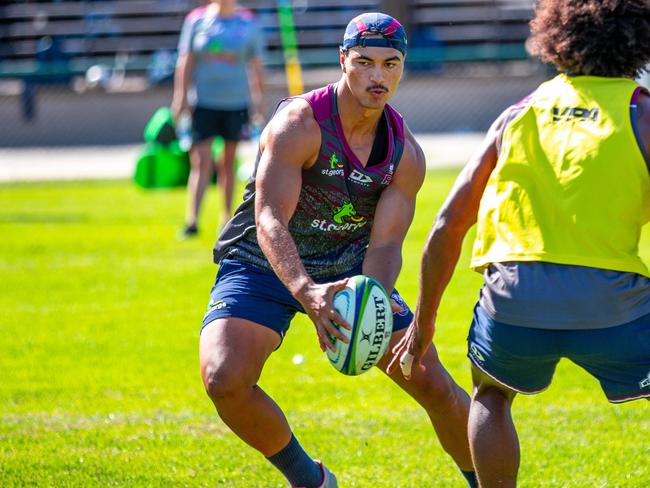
[326,275,393,375]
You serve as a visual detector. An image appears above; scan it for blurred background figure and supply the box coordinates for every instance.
[171,0,266,239]
[21,34,72,122]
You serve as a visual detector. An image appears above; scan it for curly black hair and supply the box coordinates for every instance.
[528,0,650,78]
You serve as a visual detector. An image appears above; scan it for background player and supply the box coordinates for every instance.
[172,0,265,237]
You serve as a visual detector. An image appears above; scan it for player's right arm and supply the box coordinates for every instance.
[171,51,194,121]
[255,99,351,351]
[171,13,196,121]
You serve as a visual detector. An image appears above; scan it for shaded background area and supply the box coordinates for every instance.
[0,0,547,147]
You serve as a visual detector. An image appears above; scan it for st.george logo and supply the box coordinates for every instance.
[333,201,364,224]
[322,153,344,176]
[329,153,343,169]
[311,200,367,232]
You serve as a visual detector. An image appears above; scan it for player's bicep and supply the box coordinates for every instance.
[369,139,425,247]
[255,103,319,226]
[369,184,417,248]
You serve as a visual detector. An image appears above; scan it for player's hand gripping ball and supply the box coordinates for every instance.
[326,275,393,375]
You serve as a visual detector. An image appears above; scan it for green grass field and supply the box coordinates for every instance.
[1,170,648,487]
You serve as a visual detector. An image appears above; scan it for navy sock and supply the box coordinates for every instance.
[461,469,479,488]
[266,434,323,488]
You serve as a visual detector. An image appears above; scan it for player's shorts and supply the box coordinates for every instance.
[192,106,248,143]
[467,304,650,403]
[201,258,413,343]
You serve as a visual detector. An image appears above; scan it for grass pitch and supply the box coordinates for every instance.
[1,170,648,487]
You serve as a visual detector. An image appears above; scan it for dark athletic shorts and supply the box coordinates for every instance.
[201,258,413,343]
[192,106,248,143]
[467,303,650,403]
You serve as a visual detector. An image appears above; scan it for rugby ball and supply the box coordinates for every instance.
[326,275,393,376]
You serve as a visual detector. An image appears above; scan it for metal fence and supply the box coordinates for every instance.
[0,0,550,147]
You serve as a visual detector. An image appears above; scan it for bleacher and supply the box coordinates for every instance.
[408,0,534,63]
[0,0,200,79]
[0,0,535,81]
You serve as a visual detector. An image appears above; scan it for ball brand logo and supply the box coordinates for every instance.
[310,201,367,232]
[359,329,372,344]
[322,152,345,176]
[360,295,387,372]
[552,106,599,123]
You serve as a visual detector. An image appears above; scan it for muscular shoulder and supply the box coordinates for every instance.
[260,98,321,168]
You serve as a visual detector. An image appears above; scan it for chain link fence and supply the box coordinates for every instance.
[0,0,553,148]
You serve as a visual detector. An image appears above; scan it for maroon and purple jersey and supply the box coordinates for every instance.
[214,83,406,278]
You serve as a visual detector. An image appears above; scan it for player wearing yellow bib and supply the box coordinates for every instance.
[389,1,650,486]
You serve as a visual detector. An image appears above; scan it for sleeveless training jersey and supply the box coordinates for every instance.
[213,83,406,278]
[471,74,650,277]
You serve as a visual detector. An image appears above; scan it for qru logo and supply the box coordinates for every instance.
[639,372,650,389]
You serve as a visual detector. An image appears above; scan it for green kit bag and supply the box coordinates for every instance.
[134,107,189,188]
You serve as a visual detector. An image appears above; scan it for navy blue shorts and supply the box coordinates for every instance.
[201,258,413,342]
[192,106,248,143]
[467,304,650,403]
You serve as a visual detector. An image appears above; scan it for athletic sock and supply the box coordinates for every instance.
[266,434,323,488]
[461,469,479,488]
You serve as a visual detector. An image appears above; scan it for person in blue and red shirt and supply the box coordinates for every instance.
[198,12,478,488]
[172,0,265,238]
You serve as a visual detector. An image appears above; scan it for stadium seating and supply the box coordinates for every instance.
[0,0,534,79]
[408,0,534,63]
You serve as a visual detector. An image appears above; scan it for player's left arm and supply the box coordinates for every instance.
[363,126,426,294]
[247,56,265,125]
[246,19,266,125]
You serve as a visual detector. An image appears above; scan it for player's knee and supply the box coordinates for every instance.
[473,383,515,406]
[412,371,459,411]
[202,361,249,401]
[426,376,459,408]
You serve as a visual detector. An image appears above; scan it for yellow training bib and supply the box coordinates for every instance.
[471,74,650,277]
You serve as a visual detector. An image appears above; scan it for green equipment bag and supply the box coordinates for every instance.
[133,141,190,189]
[134,106,241,188]
[134,107,190,188]
[143,106,177,145]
